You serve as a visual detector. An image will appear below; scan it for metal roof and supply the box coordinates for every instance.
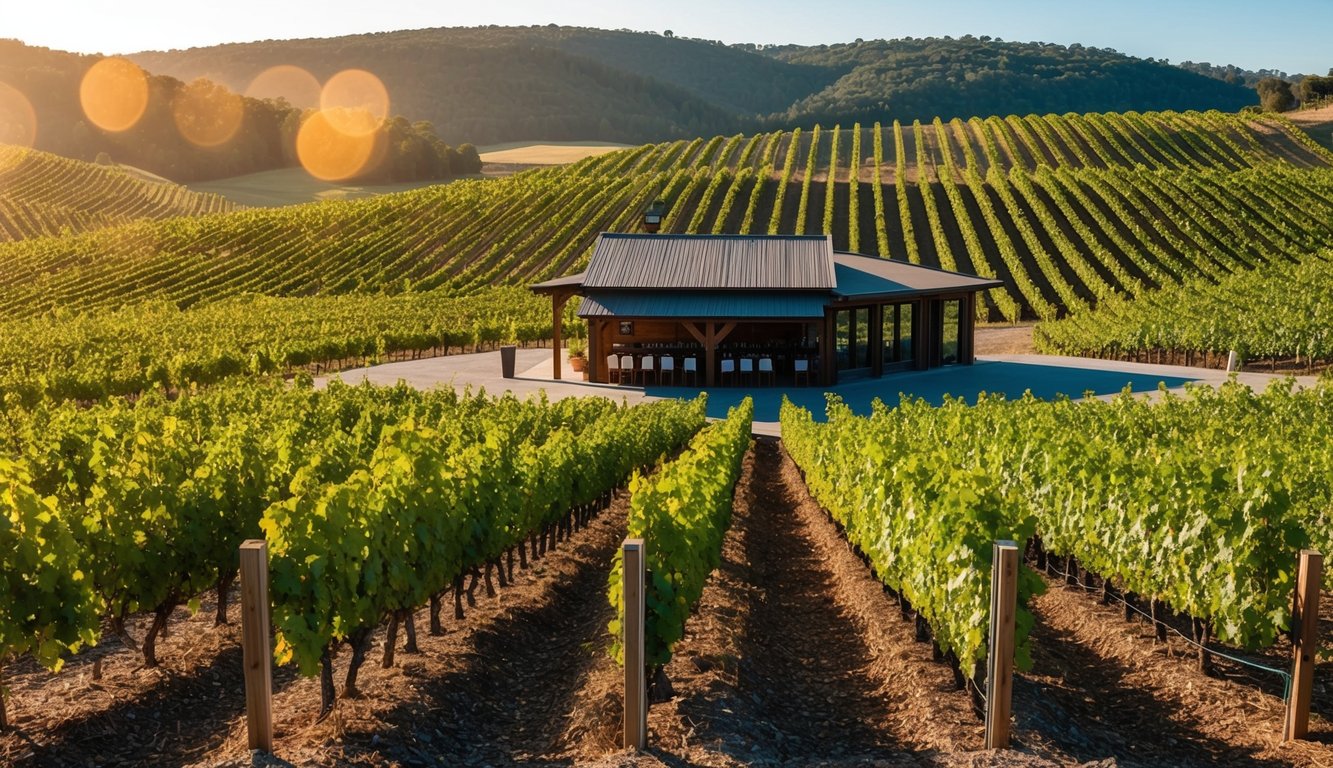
[578,291,828,319]
[530,272,586,293]
[831,252,1002,297]
[581,233,836,290]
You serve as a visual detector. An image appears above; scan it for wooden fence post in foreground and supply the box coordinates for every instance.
[1284,550,1322,742]
[622,538,647,750]
[240,540,274,753]
[985,540,1019,750]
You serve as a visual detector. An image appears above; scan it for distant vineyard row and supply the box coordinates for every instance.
[1036,249,1333,367]
[0,110,1329,322]
[0,145,238,242]
[0,286,555,404]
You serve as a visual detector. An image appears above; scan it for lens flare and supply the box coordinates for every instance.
[0,81,38,148]
[296,110,380,181]
[245,64,321,107]
[173,79,245,148]
[80,57,150,133]
[319,69,389,137]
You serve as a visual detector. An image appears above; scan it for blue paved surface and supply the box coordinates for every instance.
[644,360,1198,422]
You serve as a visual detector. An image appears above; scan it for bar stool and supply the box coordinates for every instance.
[758,357,775,386]
[794,358,811,387]
[683,357,698,386]
[637,354,656,386]
[720,358,736,386]
[606,354,624,384]
[659,355,675,386]
[739,357,755,386]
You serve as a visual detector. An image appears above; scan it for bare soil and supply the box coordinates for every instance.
[976,324,1037,355]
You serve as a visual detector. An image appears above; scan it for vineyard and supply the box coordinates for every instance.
[0,287,557,404]
[1036,249,1333,369]
[0,380,707,724]
[0,145,237,242]
[0,110,1329,327]
[782,381,1333,678]
[2,104,1333,765]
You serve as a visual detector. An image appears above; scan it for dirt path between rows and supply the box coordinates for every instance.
[579,437,1071,767]
[1018,578,1333,768]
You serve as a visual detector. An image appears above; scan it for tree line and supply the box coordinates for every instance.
[0,40,479,183]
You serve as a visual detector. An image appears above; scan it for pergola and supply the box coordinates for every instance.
[531,233,1000,387]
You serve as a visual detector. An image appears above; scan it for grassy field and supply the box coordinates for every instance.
[186,167,451,208]
[478,141,632,165]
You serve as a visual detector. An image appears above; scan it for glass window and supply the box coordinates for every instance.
[942,299,961,365]
[883,303,913,364]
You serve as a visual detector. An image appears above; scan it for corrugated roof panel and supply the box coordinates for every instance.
[582,233,836,290]
[832,252,1003,296]
[578,291,828,319]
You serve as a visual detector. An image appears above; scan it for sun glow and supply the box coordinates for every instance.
[172,79,245,148]
[319,69,389,137]
[0,82,38,148]
[245,64,321,107]
[296,109,382,181]
[79,57,150,133]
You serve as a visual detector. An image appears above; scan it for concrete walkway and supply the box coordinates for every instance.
[319,349,1319,437]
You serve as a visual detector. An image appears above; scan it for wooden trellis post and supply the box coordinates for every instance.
[240,540,274,753]
[622,538,647,750]
[1284,550,1322,742]
[985,540,1018,750]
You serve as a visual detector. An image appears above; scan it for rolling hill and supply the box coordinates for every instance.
[0,109,1328,324]
[129,27,1256,146]
[0,144,238,241]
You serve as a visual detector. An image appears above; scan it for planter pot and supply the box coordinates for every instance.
[569,355,587,372]
[500,345,517,378]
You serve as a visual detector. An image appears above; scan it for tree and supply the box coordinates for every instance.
[1257,77,1296,112]
[663,30,674,38]
[1298,75,1333,104]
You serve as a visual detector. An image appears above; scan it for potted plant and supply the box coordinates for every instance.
[499,321,519,379]
[567,337,587,373]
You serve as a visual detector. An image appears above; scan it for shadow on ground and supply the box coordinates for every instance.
[646,360,1197,422]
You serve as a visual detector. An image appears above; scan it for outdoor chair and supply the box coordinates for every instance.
[683,356,698,386]
[720,358,736,386]
[794,358,811,387]
[739,357,755,385]
[659,355,675,386]
[637,354,656,386]
[606,354,624,384]
[758,357,775,386]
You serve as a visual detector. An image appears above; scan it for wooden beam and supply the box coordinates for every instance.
[869,303,884,377]
[1284,549,1323,741]
[681,321,706,345]
[240,540,274,753]
[704,323,716,388]
[552,293,569,381]
[714,321,738,345]
[622,539,647,750]
[985,540,1019,750]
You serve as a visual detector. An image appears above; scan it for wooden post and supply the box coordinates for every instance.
[622,538,647,750]
[985,540,1018,750]
[1284,550,1322,742]
[239,540,274,753]
[552,293,568,381]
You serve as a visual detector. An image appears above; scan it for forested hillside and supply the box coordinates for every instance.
[0,40,480,182]
[129,27,1256,146]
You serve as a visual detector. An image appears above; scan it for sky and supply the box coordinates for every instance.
[7,0,1330,76]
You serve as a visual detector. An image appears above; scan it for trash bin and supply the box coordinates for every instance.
[500,345,517,378]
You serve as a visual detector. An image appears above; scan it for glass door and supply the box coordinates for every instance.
[882,303,914,369]
[835,308,871,373]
